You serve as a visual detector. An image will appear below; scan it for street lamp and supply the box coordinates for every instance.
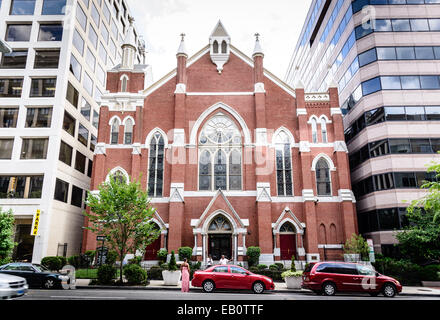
[0,39,12,54]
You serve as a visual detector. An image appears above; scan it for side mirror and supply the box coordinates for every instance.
[375,272,380,277]
[246,272,251,276]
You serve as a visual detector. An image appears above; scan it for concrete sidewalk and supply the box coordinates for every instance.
[74,279,440,297]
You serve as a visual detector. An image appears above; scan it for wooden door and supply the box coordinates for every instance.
[280,234,296,260]
[144,237,161,260]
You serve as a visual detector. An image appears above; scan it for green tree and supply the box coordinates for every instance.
[0,208,15,265]
[85,174,160,284]
[343,233,370,261]
[397,161,440,263]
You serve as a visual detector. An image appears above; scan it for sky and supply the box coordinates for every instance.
[126,0,313,82]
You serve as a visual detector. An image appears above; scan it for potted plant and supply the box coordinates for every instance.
[162,250,181,286]
[281,270,303,289]
[343,234,369,262]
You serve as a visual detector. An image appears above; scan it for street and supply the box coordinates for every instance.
[17,288,440,300]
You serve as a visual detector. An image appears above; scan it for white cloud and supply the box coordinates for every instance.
[126,0,312,81]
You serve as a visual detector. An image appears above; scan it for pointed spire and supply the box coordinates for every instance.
[253,33,264,57]
[123,16,137,49]
[177,33,188,57]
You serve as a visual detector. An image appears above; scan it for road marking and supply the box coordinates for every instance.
[50,296,126,299]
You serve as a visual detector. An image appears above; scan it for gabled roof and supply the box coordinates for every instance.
[210,20,230,38]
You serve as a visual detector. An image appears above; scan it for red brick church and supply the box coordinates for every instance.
[82,21,358,266]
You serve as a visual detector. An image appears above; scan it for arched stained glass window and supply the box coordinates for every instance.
[124,118,133,145]
[213,40,219,54]
[280,222,295,233]
[148,132,164,197]
[275,131,293,196]
[221,40,227,53]
[121,76,128,92]
[311,118,318,143]
[110,118,120,144]
[198,114,242,191]
[111,170,126,184]
[321,118,328,143]
[316,158,331,196]
[208,215,232,232]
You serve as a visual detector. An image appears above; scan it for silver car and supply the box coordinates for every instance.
[0,273,28,299]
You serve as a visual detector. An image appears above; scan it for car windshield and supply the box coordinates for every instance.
[33,264,49,272]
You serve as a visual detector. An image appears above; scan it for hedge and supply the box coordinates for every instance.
[123,264,148,285]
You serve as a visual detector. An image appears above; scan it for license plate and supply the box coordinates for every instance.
[17,290,24,295]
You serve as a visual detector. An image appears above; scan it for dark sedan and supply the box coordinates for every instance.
[0,263,68,289]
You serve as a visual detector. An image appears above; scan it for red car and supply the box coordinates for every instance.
[302,262,402,297]
[191,265,275,294]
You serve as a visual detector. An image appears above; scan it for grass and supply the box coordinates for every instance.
[75,268,121,279]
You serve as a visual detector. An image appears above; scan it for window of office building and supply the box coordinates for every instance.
[30,78,56,97]
[78,123,88,147]
[76,4,87,31]
[0,139,14,159]
[101,24,109,44]
[80,98,91,120]
[88,26,98,49]
[63,111,75,136]
[71,185,83,208]
[99,42,107,64]
[0,78,23,97]
[103,3,111,23]
[83,72,93,97]
[34,49,60,68]
[0,50,27,68]
[90,134,96,152]
[87,159,93,177]
[66,82,79,107]
[20,138,49,159]
[4,175,44,199]
[92,110,99,129]
[73,29,84,54]
[5,24,32,41]
[109,39,117,59]
[69,54,82,81]
[91,2,100,27]
[74,151,86,173]
[38,23,63,41]
[59,140,72,166]
[97,64,105,86]
[10,0,36,15]
[0,107,19,128]
[54,178,69,202]
[25,107,52,128]
[86,48,96,71]
[42,0,66,15]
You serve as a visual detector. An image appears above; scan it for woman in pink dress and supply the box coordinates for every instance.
[180,258,190,293]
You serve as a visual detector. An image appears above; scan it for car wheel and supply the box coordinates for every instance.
[202,280,215,293]
[382,283,396,298]
[43,278,55,289]
[252,281,265,294]
[322,282,336,296]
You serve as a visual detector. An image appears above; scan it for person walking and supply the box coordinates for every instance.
[206,254,213,267]
[219,255,229,265]
[180,258,190,293]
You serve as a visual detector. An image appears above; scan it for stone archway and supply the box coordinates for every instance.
[207,215,233,261]
[279,222,297,260]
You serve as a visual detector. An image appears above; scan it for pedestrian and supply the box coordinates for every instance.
[206,254,213,267]
[219,255,229,265]
[180,258,190,293]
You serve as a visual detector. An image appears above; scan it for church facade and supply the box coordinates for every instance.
[82,21,358,266]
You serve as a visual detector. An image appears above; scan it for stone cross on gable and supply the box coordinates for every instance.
[254,33,260,41]
[180,33,186,41]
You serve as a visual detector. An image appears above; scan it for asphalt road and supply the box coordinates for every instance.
[17,288,440,300]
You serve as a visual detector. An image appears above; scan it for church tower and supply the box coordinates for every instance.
[209,20,231,73]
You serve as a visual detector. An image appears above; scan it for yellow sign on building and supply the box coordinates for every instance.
[31,209,41,236]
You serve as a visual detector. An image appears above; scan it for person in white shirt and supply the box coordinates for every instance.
[219,255,229,265]
[206,255,213,267]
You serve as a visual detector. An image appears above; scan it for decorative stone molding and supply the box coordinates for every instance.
[174,83,186,94]
[306,253,320,262]
[254,82,266,93]
[330,108,342,116]
[334,140,348,153]
[255,128,268,146]
[318,244,343,249]
[338,189,356,203]
[302,189,315,202]
[256,182,271,202]
[131,143,142,155]
[273,248,280,256]
[297,248,306,256]
[94,143,106,155]
[172,129,185,147]
[299,141,311,153]
[296,108,307,116]
[102,92,146,112]
[169,183,184,202]
[305,93,330,102]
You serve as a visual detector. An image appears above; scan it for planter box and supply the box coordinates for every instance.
[284,276,302,289]
[422,281,440,287]
[162,270,181,286]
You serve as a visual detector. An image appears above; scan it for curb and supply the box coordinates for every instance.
[75,286,440,297]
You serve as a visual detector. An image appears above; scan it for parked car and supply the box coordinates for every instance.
[0,263,68,289]
[0,273,28,299]
[191,265,274,294]
[302,261,402,297]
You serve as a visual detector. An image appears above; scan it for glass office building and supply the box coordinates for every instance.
[0,0,151,262]
[285,0,440,256]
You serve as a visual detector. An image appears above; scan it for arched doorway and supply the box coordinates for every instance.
[207,215,232,261]
[144,223,161,260]
[279,222,296,260]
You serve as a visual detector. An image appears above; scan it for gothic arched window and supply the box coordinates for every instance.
[321,118,328,143]
[311,118,318,143]
[198,114,242,191]
[121,76,128,92]
[213,40,219,54]
[221,40,227,53]
[208,215,232,232]
[124,118,133,144]
[316,158,331,196]
[148,132,165,197]
[280,222,295,233]
[275,131,293,196]
[110,118,120,144]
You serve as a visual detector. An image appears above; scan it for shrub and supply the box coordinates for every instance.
[105,250,118,265]
[253,269,284,281]
[84,250,95,265]
[281,270,303,279]
[157,249,168,263]
[123,264,148,285]
[246,247,261,267]
[291,256,296,272]
[191,261,201,270]
[178,247,193,261]
[147,266,163,280]
[275,263,284,271]
[41,256,63,271]
[249,266,259,274]
[420,265,440,281]
[257,264,268,270]
[167,251,178,271]
[57,256,67,268]
[269,264,279,271]
[68,255,80,269]
[128,256,142,265]
[373,257,423,285]
[97,264,117,285]
[160,263,168,269]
